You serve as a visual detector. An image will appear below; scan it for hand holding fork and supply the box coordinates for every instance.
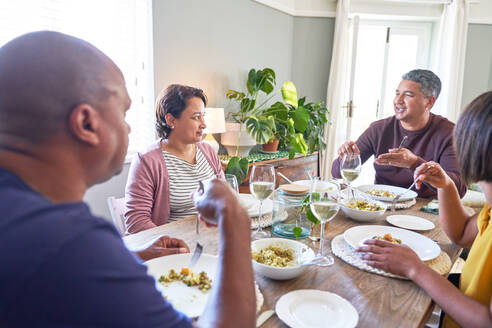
[391,164,434,212]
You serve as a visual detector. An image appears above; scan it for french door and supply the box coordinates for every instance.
[345,18,433,142]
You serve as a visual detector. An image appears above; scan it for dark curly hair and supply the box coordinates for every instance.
[155,84,207,138]
[454,91,492,183]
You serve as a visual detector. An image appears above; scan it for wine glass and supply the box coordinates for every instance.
[249,164,275,239]
[224,174,239,194]
[309,177,340,266]
[341,153,361,203]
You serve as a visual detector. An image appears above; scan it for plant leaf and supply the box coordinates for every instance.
[247,69,256,94]
[245,116,275,144]
[293,106,309,132]
[264,101,288,121]
[281,81,298,108]
[306,208,320,225]
[225,156,249,184]
[226,90,245,101]
[293,226,302,239]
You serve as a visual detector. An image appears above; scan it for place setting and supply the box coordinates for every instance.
[331,224,451,279]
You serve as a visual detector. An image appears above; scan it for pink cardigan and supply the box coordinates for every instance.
[124,140,224,234]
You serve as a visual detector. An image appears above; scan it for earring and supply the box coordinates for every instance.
[170,126,174,129]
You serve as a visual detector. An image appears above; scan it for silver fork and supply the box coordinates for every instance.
[391,165,433,212]
[188,215,203,268]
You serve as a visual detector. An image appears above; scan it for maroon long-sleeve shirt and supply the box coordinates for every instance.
[331,113,467,199]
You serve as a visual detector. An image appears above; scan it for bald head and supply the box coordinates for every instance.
[0,31,123,143]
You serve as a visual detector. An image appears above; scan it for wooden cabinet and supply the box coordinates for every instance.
[222,152,319,194]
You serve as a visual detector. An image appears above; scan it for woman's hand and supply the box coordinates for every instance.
[413,161,453,190]
[356,239,425,279]
[136,236,190,261]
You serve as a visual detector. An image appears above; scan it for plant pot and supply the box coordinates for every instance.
[262,138,279,153]
[221,122,256,157]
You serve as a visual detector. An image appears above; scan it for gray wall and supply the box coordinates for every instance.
[461,23,492,109]
[291,16,335,103]
[153,0,294,110]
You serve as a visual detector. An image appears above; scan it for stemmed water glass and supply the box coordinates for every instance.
[249,164,275,239]
[309,177,340,266]
[341,153,361,203]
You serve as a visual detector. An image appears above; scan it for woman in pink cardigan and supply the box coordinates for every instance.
[124,85,224,234]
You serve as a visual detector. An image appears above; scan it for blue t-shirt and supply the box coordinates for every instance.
[0,168,192,327]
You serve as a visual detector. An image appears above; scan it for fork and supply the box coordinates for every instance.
[188,215,203,268]
[391,165,433,212]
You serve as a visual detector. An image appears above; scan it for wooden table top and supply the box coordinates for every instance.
[123,198,461,328]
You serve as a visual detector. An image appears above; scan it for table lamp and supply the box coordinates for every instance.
[203,107,226,153]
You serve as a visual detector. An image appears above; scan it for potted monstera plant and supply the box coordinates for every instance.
[223,69,307,183]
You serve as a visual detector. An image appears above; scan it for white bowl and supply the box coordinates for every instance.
[251,238,315,280]
[339,198,387,222]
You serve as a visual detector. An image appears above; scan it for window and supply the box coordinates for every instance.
[0,0,155,161]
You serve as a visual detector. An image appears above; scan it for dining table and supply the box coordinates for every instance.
[123,198,462,328]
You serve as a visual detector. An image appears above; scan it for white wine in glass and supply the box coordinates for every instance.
[309,178,339,266]
[341,168,360,182]
[249,165,275,239]
[341,153,361,202]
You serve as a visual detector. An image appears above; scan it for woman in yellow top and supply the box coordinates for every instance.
[357,91,492,328]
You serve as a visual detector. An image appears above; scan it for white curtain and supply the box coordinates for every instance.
[321,0,351,179]
[433,0,470,123]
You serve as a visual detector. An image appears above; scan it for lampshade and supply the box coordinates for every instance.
[203,108,226,134]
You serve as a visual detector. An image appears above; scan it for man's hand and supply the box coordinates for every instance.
[356,239,425,279]
[136,236,190,261]
[193,178,240,226]
[375,147,419,168]
[337,141,360,158]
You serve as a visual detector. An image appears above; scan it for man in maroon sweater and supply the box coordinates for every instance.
[331,69,467,198]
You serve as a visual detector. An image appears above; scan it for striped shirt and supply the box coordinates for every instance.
[162,147,215,221]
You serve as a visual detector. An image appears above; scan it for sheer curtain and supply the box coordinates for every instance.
[433,0,470,123]
[321,0,352,179]
[0,0,155,160]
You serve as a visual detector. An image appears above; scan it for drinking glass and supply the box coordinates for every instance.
[309,177,340,266]
[341,153,361,203]
[224,174,239,194]
[249,164,275,239]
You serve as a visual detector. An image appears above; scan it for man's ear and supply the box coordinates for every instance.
[68,104,101,146]
[426,96,436,110]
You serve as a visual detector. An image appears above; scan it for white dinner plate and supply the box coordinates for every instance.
[146,253,263,318]
[276,289,358,328]
[357,184,418,202]
[343,225,440,261]
[238,193,273,217]
[146,254,218,318]
[386,215,435,231]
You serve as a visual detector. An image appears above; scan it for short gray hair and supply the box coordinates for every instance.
[402,69,441,99]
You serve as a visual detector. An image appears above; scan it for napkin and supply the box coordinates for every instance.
[421,200,439,215]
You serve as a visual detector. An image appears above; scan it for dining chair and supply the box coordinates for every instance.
[107,196,126,235]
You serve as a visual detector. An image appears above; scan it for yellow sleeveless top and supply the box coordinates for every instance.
[443,203,492,328]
